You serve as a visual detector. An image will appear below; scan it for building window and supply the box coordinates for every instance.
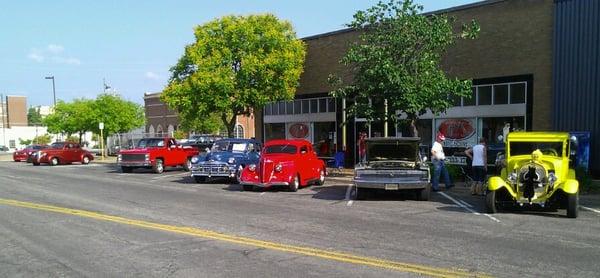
[294,100,301,115]
[463,87,476,106]
[310,99,318,113]
[148,125,155,136]
[510,83,526,104]
[314,122,336,156]
[477,85,492,105]
[9,140,15,148]
[278,102,286,115]
[327,98,336,112]
[493,84,509,105]
[264,103,272,116]
[301,99,310,113]
[234,124,244,139]
[319,98,327,113]
[286,101,294,115]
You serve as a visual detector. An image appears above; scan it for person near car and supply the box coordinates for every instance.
[357,131,367,164]
[430,132,454,191]
[465,137,487,195]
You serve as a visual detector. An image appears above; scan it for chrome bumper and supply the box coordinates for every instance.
[240,181,290,188]
[191,163,236,178]
[119,161,151,167]
[354,178,429,190]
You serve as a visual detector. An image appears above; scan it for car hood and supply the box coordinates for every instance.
[203,151,245,162]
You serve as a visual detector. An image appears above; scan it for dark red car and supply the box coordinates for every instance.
[13,145,47,162]
[32,142,94,166]
[239,139,326,191]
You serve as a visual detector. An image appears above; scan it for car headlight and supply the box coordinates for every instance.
[117,154,122,161]
[248,164,256,172]
[508,171,517,184]
[191,156,199,164]
[228,157,235,164]
[275,164,283,172]
[144,154,150,161]
[548,172,557,184]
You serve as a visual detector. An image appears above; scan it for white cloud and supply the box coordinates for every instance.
[145,71,162,80]
[26,44,80,65]
[47,44,64,54]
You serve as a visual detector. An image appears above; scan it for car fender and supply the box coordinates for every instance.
[488,176,517,197]
[558,179,579,194]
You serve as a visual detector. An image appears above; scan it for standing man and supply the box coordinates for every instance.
[431,132,454,191]
[357,131,367,164]
[465,137,487,195]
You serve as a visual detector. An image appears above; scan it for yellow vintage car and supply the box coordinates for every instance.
[486,132,579,218]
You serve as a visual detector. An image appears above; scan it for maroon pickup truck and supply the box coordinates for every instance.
[118,137,199,173]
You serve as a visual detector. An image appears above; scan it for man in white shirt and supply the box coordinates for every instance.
[465,137,487,195]
[431,132,454,191]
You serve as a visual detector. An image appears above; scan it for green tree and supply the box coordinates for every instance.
[32,134,52,145]
[19,138,32,146]
[90,93,145,141]
[27,107,43,126]
[330,0,480,136]
[162,14,306,137]
[44,99,95,143]
[179,113,224,135]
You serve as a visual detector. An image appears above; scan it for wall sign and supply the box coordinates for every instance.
[288,123,310,139]
[435,118,477,148]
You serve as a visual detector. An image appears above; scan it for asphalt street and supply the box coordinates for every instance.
[1,161,600,277]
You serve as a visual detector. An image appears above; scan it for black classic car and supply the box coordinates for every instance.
[353,137,431,200]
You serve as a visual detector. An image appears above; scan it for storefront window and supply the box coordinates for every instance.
[302,99,310,113]
[478,85,492,105]
[479,116,525,144]
[294,100,301,114]
[264,123,286,141]
[314,122,336,157]
[286,101,294,115]
[327,98,336,112]
[278,102,286,115]
[494,84,509,105]
[310,99,318,113]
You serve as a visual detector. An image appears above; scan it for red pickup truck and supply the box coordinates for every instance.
[118,137,199,173]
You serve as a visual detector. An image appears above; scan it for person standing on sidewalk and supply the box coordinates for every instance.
[465,137,487,195]
[431,132,454,191]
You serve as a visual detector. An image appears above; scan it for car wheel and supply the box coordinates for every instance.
[242,184,254,191]
[82,156,90,165]
[567,191,579,218]
[183,158,192,171]
[194,176,206,183]
[235,165,243,184]
[417,184,431,201]
[50,157,59,166]
[14,159,20,162]
[485,190,498,214]
[33,162,40,166]
[153,159,164,174]
[121,166,133,173]
[316,168,325,185]
[289,174,300,192]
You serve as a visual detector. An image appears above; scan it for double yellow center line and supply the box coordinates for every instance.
[0,198,488,278]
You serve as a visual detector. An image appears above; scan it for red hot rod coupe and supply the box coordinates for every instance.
[239,139,326,192]
[31,142,94,166]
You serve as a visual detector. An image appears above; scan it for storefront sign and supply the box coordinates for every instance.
[287,123,310,139]
[435,118,477,148]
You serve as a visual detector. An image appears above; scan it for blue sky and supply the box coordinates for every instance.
[0,0,478,107]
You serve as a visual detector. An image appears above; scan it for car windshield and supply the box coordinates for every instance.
[264,144,297,154]
[211,141,247,152]
[509,141,563,157]
[367,143,417,161]
[31,145,44,150]
[50,142,65,149]
[137,138,165,148]
[190,135,222,143]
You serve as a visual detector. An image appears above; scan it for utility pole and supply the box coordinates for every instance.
[1,94,6,147]
[45,76,56,107]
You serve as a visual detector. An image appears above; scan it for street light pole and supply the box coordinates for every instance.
[45,76,56,106]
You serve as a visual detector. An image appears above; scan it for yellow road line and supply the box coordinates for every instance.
[0,198,489,278]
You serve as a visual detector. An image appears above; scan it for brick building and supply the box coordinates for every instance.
[144,92,255,138]
[0,95,28,128]
[254,0,600,174]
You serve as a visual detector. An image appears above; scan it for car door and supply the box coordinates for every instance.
[64,143,76,162]
[298,144,311,183]
[73,144,84,162]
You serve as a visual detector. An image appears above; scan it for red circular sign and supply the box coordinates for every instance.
[289,123,309,138]
[438,119,474,140]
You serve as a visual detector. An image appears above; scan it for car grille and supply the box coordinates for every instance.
[122,154,146,161]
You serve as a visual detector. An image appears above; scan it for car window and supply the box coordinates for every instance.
[211,141,230,152]
[509,142,563,157]
[231,143,247,152]
[247,143,255,152]
[137,138,165,148]
[264,144,297,154]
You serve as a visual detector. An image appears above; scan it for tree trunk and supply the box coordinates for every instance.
[78,131,83,145]
[222,113,238,138]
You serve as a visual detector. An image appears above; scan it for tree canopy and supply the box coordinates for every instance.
[330,0,480,136]
[43,93,144,143]
[162,14,306,137]
[27,107,43,126]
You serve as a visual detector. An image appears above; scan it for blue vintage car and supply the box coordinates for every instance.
[190,138,262,183]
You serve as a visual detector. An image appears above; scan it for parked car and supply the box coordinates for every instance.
[31,142,94,166]
[13,145,47,162]
[239,139,326,192]
[118,137,198,174]
[0,145,8,152]
[486,132,580,218]
[353,137,431,200]
[183,134,224,152]
[190,138,261,183]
